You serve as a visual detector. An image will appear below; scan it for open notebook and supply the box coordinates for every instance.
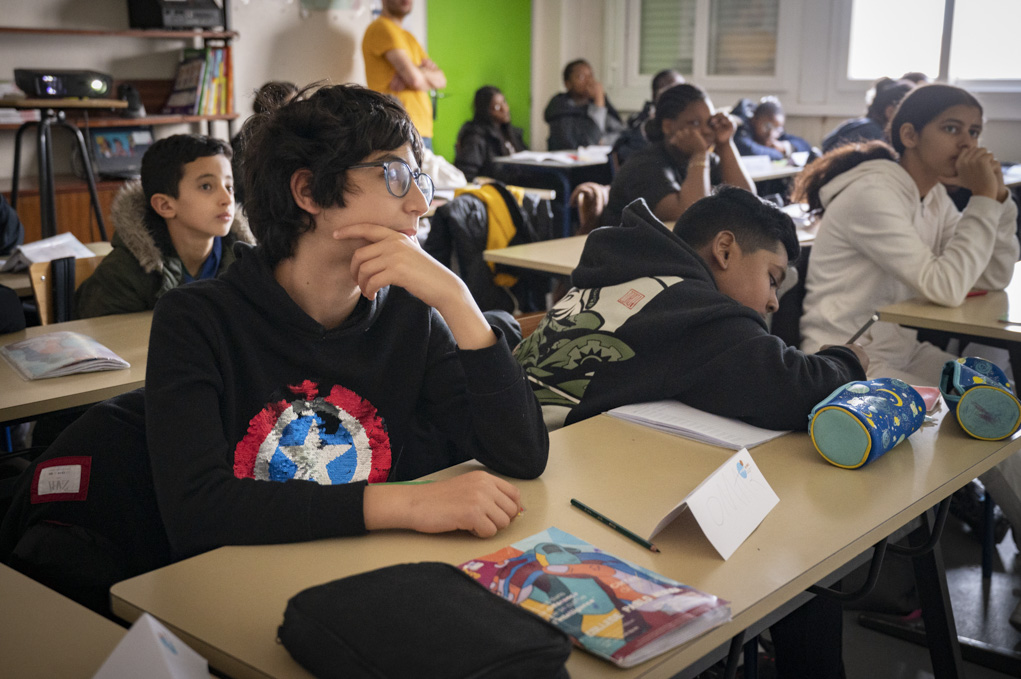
[607,400,788,450]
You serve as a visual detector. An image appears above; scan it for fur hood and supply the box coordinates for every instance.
[110,179,255,274]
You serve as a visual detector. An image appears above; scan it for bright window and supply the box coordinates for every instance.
[847,0,1021,82]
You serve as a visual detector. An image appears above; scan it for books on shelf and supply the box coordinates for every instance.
[0,233,95,273]
[162,45,233,116]
[607,400,789,450]
[1,331,129,380]
[459,526,731,668]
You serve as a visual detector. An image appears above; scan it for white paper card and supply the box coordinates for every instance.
[649,449,779,560]
[36,464,81,495]
[92,613,208,679]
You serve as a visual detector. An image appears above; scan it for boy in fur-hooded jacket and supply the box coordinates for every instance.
[75,134,254,318]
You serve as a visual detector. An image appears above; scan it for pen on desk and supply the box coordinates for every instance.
[570,498,660,553]
[967,289,988,298]
[846,313,879,344]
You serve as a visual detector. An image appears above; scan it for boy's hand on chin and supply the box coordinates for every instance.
[333,222,462,307]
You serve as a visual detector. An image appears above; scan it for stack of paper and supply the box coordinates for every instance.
[0,233,95,272]
[607,400,788,450]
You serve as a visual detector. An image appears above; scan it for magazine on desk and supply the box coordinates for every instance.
[0,233,95,273]
[459,526,730,668]
[1,331,129,380]
[607,400,788,450]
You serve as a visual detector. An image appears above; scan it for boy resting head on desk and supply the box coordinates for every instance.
[75,133,255,318]
[515,187,869,431]
[142,83,547,558]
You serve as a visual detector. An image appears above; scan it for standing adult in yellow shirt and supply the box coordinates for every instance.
[362,0,446,148]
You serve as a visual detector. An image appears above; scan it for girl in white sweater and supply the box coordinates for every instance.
[795,83,1021,546]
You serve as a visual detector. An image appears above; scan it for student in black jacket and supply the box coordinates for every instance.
[454,86,527,182]
[143,84,549,558]
[544,59,624,151]
[516,187,867,431]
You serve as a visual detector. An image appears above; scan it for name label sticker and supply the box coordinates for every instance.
[30,456,91,503]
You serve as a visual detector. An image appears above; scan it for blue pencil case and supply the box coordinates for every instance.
[939,357,1021,441]
[809,378,925,469]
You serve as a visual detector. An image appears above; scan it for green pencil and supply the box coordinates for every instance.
[571,498,660,553]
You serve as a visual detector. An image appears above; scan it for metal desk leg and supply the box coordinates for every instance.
[10,121,38,211]
[550,168,573,238]
[36,111,57,239]
[911,507,965,678]
[59,118,107,240]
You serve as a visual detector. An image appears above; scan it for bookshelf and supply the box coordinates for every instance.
[0,18,239,242]
[0,26,239,134]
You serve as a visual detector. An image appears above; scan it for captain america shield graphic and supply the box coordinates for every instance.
[234,381,391,485]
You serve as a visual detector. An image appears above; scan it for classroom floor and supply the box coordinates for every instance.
[842,514,1021,679]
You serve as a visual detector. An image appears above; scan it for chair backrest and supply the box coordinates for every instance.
[29,255,104,325]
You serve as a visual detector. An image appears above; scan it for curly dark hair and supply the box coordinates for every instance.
[252,81,298,114]
[673,185,800,264]
[240,83,422,266]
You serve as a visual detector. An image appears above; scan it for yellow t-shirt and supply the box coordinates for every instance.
[362,16,433,138]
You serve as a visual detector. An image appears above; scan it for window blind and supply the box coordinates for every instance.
[707,0,779,76]
[639,0,696,75]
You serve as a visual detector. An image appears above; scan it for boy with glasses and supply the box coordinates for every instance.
[145,84,548,558]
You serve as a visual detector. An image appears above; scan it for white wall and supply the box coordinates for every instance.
[530,0,1021,158]
[0,0,429,181]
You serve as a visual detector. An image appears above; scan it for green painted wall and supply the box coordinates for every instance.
[426,0,531,162]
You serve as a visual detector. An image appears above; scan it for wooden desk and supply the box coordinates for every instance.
[1,563,128,678]
[0,311,152,423]
[484,235,587,276]
[111,411,1021,679]
[878,261,1021,343]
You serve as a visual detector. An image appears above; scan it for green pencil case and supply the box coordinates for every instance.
[939,357,1021,441]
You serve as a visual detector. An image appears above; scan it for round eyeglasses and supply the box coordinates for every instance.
[346,159,435,205]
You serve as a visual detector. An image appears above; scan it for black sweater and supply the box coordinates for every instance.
[515,200,866,430]
[146,244,548,558]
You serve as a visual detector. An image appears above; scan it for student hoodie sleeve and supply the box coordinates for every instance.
[145,292,368,558]
[962,193,1019,291]
[842,178,1017,306]
[418,309,549,479]
[663,310,866,431]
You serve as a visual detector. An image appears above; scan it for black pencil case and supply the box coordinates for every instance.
[277,561,572,679]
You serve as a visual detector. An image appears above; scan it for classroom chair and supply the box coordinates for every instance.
[29,255,102,325]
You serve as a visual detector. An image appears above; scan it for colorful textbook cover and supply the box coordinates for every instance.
[459,527,730,668]
[0,331,129,380]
